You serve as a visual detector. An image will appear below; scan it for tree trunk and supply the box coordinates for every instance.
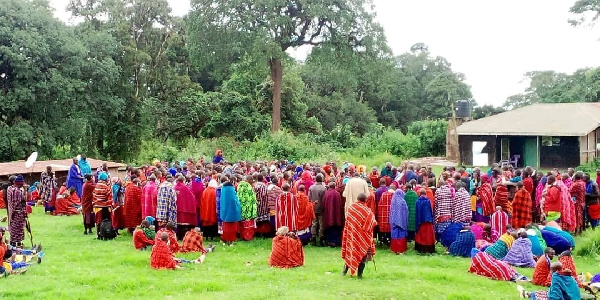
[269,58,283,132]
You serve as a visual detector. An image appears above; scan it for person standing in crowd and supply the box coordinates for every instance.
[569,172,586,235]
[200,180,219,239]
[81,174,95,235]
[254,173,270,236]
[542,175,562,224]
[123,178,143,234]
[40,166,56,214]
[415,189,435,254]
[111,178,125,234]
[322,181,344,247]
[174,175,197,240]
[220,176,241,245]
[476,174,494,222]
[93,172,113,236]
[156,176,177,230]
[390,189,408,254]
[190,172,205,226]
[343,173,370,213]
[7,175,27,247]
[276,183,298,232]
[295,185,315,245]
[342,193,377,279]
[404,183,418,240]
[512,182,532,229]
[308,174,327,246]
[79,155,92,176]
[67,157,84,198]
[142,174,158,219]
[452,182,472,224]
[237,177,257,241]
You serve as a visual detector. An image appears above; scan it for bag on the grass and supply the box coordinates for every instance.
[98,219,116,240]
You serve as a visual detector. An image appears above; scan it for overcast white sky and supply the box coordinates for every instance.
[49,0,600,106]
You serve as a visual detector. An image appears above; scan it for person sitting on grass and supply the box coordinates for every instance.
[150,232,179,270]
[268,226,304,269]
[133,220,155,251]
[55,187,81,216]
[476,223,500,250]
[181,227,215,254]
[449,226,475,257]
[502,230,536,268]
[532,247,556,287]
[469,249,527,282]
[557,250,584,287]
[156,222,179,253]
[540,223,575,253]
[484,229,516,260]
[518,262,580,300]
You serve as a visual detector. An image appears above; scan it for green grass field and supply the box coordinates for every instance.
[1,209,599,300]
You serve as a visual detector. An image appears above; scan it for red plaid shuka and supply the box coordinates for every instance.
[181,230,206,253]
[570,180,586,232]
[150,240,177,269]
[133,228,155,250]
[494,185,511,215]
[511,189,532,229]
[377,191,393,233]
[155,228,180,253]
[342,202,377,277]
[477,183,494,216]
[123,184,143,229]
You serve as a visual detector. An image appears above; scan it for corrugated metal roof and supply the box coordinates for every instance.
[456,103,600,136]
[0,158,125,176]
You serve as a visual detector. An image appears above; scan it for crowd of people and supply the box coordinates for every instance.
[2,151,600,293]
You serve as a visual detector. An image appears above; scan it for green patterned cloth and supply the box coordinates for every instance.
[404,190,418,232]
[484,240,508,259]
[143,227,155,240]
[238,181,257,220]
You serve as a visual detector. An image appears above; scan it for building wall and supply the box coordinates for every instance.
[579,129,598,165]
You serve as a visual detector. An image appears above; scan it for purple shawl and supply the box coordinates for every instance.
[501,238,536,268]
[390,189,408,231]
[375,186,388,201]
[415,195,434,231]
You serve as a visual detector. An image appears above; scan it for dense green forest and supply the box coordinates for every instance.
[0,0,598,163]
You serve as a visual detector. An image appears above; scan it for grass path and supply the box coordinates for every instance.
[1,209,599,299]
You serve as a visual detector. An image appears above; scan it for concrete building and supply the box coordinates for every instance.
[454,103,600,168]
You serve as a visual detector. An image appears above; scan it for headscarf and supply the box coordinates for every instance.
[480,174,489,184]
[301,171,312,181]
[98,172,108,181]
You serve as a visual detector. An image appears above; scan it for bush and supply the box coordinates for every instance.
[576,159,600,174]
[575,228,600,257]
[407,120,448,157]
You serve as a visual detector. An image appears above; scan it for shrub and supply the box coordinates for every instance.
[575,228,600,257]
[407,119,448,157]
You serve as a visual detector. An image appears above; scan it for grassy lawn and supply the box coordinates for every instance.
[1,209,599,300]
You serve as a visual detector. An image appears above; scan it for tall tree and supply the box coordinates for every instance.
[187,0,382,132]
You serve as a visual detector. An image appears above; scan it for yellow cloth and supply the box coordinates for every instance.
[499,233,515,249]
[470,195,477,211]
